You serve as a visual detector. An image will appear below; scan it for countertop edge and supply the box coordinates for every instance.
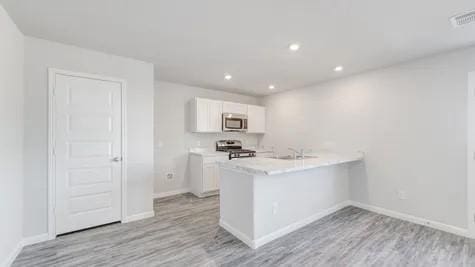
[219,155,363,176]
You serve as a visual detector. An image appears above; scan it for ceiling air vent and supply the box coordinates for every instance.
[450,10,475,28]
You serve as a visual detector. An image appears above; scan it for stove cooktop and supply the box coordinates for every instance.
[216,140,256,160]
[222,148,255,153]
[226,149,256,160]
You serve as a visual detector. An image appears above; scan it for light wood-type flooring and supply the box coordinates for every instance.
[13,193,475,266]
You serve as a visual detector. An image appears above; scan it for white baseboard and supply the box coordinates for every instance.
[349,201,469,238]
[219,219,256,249]
[220,201,351,249]
[123,211,155,223]
[3,211,154,265]
[221,200,471,249]
[2,241,23,267]
[153,188,190,199]
[21,233,51,247]
[1,233,52,267]
[253,201,351,249]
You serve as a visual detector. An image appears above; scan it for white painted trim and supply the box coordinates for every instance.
[47,68,128,239]
[2,241,22,267]
[220,201,351,249]
[253,201,351,249]
[47,69,55,240]
[350,201,469,238]
[2,233,58,266]
[219,219,256,249]
[123,211,155,223]
[221,200,471,250]
[21,233,50,247]
[467,71,475,238]
[153,188,190,199]
[120,74,128,226]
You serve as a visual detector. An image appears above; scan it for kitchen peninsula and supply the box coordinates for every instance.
[218,152,363,249]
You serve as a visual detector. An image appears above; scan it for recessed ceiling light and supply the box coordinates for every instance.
[334,66,344,72]
[224,73,232,80]
[268,84,275,90]
[288,43,300,52]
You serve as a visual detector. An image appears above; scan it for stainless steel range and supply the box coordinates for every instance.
[216,140,256,160]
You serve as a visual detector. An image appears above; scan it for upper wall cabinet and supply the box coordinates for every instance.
[247,105,266,134]
[189,97,266,134]
[222,101,248,115]
[190,97,223,133]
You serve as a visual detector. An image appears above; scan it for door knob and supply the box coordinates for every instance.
[112,157,122,162]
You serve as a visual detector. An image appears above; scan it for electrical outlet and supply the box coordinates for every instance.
[166,173,174,179]
[397,190,407,200]
[272,202,279,215]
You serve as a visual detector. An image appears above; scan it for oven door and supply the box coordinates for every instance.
[223,113,247,132]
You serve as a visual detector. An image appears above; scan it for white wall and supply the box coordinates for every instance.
[261,47,475,229]
[23,37,155,237]
[154,81,260,195]
[0,5,24,266]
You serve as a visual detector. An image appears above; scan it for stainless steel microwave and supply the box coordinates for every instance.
[222,113,248,132]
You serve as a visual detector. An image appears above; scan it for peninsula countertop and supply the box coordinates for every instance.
[218,152,364,176]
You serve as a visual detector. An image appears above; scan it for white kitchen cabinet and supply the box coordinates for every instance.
[189,97,266,134]
[202,163,220,192]
[189,154,225,197]
[223,101,248,115]
[247,105,266,133]
[189,97,223,132]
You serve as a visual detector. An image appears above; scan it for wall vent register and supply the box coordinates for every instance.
[450,10,475,28]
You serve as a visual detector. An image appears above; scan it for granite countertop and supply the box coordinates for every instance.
[218,152,364,176]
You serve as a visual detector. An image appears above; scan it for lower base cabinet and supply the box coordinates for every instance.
[189,154,225,197]
[202,163,219,192]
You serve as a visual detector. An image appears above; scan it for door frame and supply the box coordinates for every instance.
[468,71,475,238]
[47,68,128,240]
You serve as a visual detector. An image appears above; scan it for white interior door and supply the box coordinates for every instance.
[52,72,123,235]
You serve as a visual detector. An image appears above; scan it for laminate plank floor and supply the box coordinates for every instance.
[13,193,475,266]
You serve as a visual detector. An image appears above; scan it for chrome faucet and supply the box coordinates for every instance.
[288,148,312,159]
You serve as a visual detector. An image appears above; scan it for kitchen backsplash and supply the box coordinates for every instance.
[185,132,260,150]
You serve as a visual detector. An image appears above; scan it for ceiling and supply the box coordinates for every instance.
[2,0,475,96]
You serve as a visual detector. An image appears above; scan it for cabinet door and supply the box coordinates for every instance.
[214,165,220,189]
[195,98,209,132]
[247,105,266,133]
[194,98,222,132]
[203,164,218,192]
[223,101,248,115]
[207,99,223,132]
